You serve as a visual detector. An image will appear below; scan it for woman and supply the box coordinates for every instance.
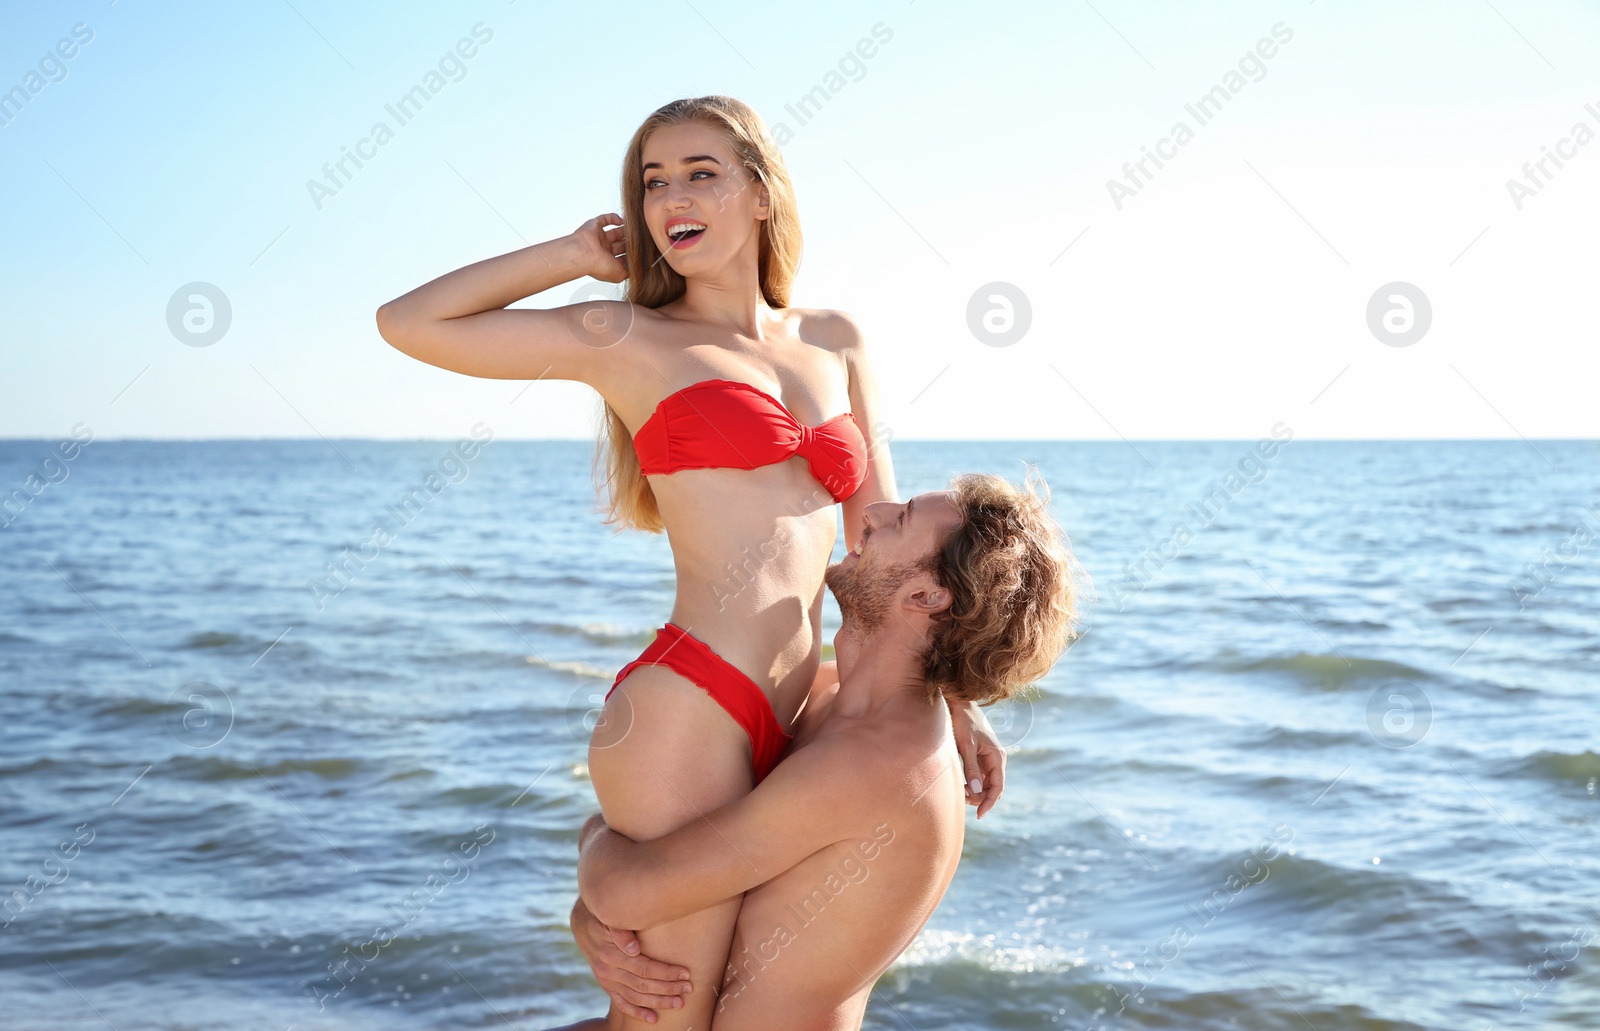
[375,95,1004,1027]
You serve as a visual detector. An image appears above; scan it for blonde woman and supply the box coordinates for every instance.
[375,95,1005,1028]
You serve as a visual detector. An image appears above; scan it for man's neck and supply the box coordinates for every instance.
[829,620,934,718]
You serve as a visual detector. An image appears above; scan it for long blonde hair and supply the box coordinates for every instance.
[594,96,804,533]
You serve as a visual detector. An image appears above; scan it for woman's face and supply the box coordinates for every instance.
[639,120,768,275]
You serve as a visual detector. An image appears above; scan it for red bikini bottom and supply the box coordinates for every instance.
[607,623,793,784]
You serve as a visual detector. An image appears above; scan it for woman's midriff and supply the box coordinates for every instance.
[644,461,841,728]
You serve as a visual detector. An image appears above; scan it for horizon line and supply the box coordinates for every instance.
[1,436,1595,444]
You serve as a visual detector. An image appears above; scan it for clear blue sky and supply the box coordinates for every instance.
[3,0,1596,440]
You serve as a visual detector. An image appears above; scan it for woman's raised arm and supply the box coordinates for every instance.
[375,213,630,383]
[828,318,1009,817]
[835,311,899,553]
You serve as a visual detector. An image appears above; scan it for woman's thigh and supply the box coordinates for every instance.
[587,664,756,1029]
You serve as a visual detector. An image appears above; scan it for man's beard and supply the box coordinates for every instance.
[825,559,925,638]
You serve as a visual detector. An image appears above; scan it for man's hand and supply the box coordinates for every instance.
[948,698,1006,818]
[569,896,692,1023]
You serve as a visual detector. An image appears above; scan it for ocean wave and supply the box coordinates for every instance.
[1426,596,1490,613]
[1317,618,1390,632]
[413,562,475,576]
[1020,750,1355,807]
[94,696,186,719]
[526,620,655,646]
[875,938,1430,1031]
[522,655,616,680]
[1250,724,1370,750]
[382,765,436,783]
[18,602,92,617]
[1035,690,1121,715]
[1240,851,1462,919]
[171,629,313,662]
[0,756,69,778]
[176,630,247,650]
[409,648,553,669]
[1080,985,1429,1031]
[407,782,529,809]
[7,908,239,977]
[1219,652,1431,690]
[1495,522,1577,536]
[171,755,364,782]
[891,927,1088,974]
[1499,749,1600,786]
[426,573,594,595]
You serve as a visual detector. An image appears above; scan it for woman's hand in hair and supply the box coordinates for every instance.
[571,212,629,284]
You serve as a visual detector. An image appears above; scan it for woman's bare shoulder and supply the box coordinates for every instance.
[788,307,868,357]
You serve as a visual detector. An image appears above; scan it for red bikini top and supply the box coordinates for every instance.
[633,379,868,503]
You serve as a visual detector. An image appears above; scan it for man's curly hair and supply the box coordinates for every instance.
[919,470,1087,704]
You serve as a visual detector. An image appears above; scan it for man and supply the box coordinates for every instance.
[553,471,1083,1030]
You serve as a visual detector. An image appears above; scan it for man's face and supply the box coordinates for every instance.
[825,491,959,634]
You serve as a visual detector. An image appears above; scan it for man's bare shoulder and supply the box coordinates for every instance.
[802,699,956,804]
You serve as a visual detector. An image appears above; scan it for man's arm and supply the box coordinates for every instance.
[577,736,871,931]
[567,895,691,1022]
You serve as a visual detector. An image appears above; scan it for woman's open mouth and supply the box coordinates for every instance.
[666,222,706,249]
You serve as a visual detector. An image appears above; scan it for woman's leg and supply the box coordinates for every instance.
[587,664,756,1030]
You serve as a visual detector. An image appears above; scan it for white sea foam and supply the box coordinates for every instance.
[890,928,1089,974]
[522,655,614,679]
